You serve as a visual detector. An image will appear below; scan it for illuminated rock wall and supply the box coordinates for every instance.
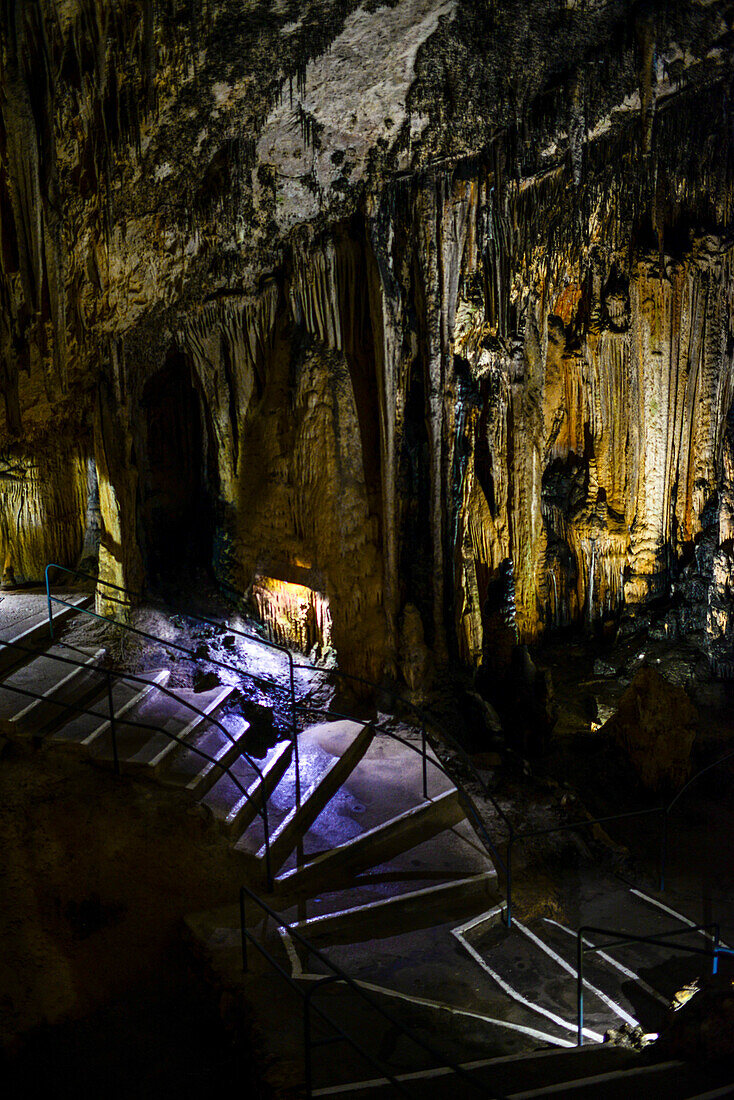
[0,2,732,680]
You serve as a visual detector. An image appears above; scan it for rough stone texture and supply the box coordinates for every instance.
[600,666,698,791]
[0,737,249,1045]
[0,2,733,681]
[658,974,734,1063]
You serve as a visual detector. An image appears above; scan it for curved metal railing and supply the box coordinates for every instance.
[33,566,734,1092]
[0,638,276,887]
[239,883,505,1098]
[293,660,734,926]
[295,698,507,873]
[43,563,734,919]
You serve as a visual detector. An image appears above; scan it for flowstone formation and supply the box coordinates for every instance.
[0,1,733,682]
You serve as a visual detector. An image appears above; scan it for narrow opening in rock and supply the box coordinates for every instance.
[139,351,214,585]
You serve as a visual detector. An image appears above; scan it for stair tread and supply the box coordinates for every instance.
[462,917,604,1041]
[308,1045,648,1098]
[127,685,236,767]
[317,1054,723,1099]
[51,669,170,747]
[91,683,233,766]
[199,739,292,821]
[0,645,103,721]
[7,649,108,735]
[5,593,91,641]
[275,788,467,894]
[232,721,369,858]
[253,721,375,872]
[157,715,250,788]
[290,870,500,946]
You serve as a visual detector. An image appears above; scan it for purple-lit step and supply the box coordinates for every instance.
[125,685,237,771]
[274,788,466,898]
[89,684,233,768]
[156,713,250,799]
[52,669,171,748]
[233,721,368,859]
[253,721,375,874]
[6,648,107,737]
[199,739,293,836]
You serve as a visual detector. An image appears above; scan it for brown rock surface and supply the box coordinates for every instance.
[658,974,734,1063]
[600,666,698,791]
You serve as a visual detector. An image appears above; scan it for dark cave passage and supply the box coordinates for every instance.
[139,353,214,586]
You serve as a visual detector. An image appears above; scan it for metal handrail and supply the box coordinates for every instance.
[44,564,734,925]
[45,564,298,815]
[504,740,734,927]
[576,922,734,1046]
[45,566,509,873]
[45,563,303,805]
[239,883,505,1098]
[0,638,276,888]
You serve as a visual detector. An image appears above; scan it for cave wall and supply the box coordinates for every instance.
[0,1,733,680]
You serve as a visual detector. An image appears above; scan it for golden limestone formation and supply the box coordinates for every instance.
[0,3,732,682]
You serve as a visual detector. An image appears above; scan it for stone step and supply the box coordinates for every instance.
[200,739,293,836]
[255,721,375,874]
[507,1059,711,1099]
[0,644,101,721]
[309,1045,643,1098]
[290,871,499,948]
[536,916,671,1033]
[274,788,466,898]
[320,1054,717,1099]
[89,683,233,770]
[8,649,108,737]
[124,685,236,771]
[456,913,604,1045]
[540,884,715,1008]
[0,595,92,675]
[156,715,253,800]
[49,669,170,748]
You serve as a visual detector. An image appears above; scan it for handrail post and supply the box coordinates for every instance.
[577,929,585,1046]
[504,835,513,928]
[262,804,273,893]
[106,671,119,776]
[45,564,54,641]
[240,887,248,972]
[712,923,720,976]
[660,807,668,893]
[289,652,300,810]
[421,726,428,800]
[304,986,314,1099]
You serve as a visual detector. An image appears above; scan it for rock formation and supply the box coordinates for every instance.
[601,666,698,790]
[0,1,733,683]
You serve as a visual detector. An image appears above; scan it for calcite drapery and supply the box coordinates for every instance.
[0,1,732,680]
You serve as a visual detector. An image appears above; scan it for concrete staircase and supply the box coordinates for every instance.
[2,596,730,1098]
[311,1045,732,1098]
[0,599,499,963]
